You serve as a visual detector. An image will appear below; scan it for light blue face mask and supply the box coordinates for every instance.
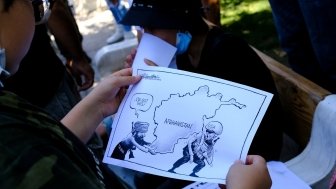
[0,48,10,88]
[176,31,192,55]
[0,48,5,70]
[168,55,177,69]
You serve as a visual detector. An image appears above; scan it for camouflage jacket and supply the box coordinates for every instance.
[0,90,108,189]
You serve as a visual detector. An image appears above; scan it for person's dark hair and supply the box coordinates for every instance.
[3,0,14,12]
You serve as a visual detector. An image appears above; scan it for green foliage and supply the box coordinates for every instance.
[221,0,244,8]
[219,0,287,63]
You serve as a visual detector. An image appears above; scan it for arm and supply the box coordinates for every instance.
[204,148,214,166]
[47,0,94,90]
[144,144,156,155]
[130,137,151,153]
[188,133,198,162]
[223,155,272,189]
[205,136,220,165]
[61,68,141,143]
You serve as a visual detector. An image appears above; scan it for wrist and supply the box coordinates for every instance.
[74,51,92,64]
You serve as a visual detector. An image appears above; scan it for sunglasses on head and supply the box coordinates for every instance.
[31,0,54,24]
[206,129,215,134]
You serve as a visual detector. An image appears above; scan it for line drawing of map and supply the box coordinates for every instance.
[103,65,273,184]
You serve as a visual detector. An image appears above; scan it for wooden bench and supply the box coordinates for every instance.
[254,48,335,188]
[254,48,331,147]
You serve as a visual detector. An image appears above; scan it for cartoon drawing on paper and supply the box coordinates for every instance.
[111,121,156,160]
[104,66,273,183]
[130,93,153,118]
[168,121,223,177]
[111,85,247,161]
[150,85,246,154]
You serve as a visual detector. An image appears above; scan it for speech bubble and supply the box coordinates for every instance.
[130,93,153,117]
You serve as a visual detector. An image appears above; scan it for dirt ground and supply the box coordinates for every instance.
[75,8,115,62]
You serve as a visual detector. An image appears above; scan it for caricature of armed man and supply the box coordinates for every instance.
[168,121,223,177]
[111,121,156,160]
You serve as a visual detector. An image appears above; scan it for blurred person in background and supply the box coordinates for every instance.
[269,0,336,93]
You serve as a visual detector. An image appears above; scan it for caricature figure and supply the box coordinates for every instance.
[111,121,155,160]
[168,121,223,177]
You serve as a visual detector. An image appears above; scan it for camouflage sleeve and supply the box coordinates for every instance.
[0,141,105,189]
[0,92,107,189]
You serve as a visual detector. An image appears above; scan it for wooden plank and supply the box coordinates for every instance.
[253,48,331,148]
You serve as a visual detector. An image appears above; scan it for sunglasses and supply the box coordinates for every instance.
[31,0,54,24]
[206,129,215,134]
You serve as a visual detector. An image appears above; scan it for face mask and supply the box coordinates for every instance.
[176,31,192,55]
[0,48,10,88]
[168,55,177,69]
[0,48,5,70]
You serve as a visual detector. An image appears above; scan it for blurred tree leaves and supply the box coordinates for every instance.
[222,0,243,8]
[219,0,287,63]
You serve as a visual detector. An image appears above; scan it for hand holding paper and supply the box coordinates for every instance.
[132,33,177,68]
